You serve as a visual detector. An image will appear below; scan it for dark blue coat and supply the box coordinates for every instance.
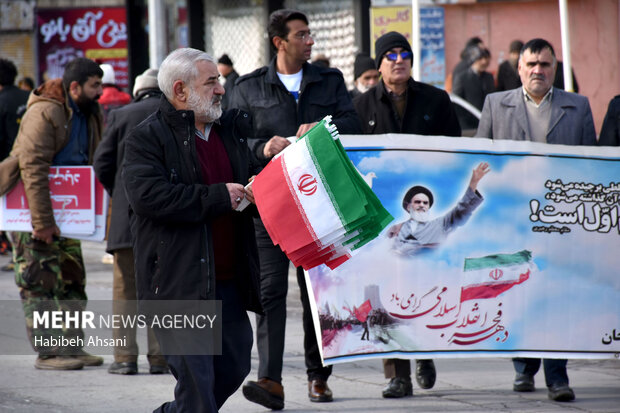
[599,95,620,146]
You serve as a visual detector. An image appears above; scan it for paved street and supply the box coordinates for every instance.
[0,241,618,412]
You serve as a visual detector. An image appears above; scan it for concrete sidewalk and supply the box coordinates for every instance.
[0,241,618,412]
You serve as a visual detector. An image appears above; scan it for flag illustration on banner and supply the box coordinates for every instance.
[252,116,393,270]
[460,250,534,302]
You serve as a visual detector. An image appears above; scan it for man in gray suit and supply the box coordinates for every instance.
[476,38,596,402]
[477,39,595,145]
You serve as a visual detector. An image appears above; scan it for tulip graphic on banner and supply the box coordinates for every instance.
[252,116,393,270]
[461,250,534,302]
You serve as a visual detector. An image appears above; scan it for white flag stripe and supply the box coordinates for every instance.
[283,138,345,241]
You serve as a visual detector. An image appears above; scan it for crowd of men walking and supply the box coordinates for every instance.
[0,7,618,413]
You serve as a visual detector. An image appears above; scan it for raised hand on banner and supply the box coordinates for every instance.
[263,135,291,158]
[386,222,404,238]
[296,122,318,137]
[32,224,60,244]
[469,162,490,192]
[226,183,246,210]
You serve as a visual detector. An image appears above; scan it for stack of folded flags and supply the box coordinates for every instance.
[253,116,393,270]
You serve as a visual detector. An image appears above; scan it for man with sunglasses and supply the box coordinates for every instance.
[354,32,460,136]
[231,8,360,410]
[353,31,461,399]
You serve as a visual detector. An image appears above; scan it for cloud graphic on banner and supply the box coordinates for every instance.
[483,157,551,195]
[357,151,460,174]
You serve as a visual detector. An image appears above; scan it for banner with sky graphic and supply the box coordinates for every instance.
[306,134,620,364]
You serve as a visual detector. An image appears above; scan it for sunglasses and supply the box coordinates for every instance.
[384,51,412,62]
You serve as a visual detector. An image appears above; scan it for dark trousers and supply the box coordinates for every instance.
[383,358,411,379]
[112,248,165,365]
[153,281,252,412]
[512,358,569,388]
[255,220,332,383]
[383,358,433,379]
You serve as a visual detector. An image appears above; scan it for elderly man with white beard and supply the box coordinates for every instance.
[122,48,262,412]
[388,162,489,256]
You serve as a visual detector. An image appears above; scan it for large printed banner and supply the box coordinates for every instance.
[37,8,128,89]
[307,135,620,364]
[0,166,108,241]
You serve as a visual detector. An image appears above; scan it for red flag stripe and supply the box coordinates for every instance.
[460,270,530,302]
[253,155,318,254]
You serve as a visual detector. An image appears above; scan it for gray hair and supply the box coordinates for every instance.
[158,48,215,100]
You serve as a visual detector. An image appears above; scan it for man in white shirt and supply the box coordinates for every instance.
[231,8,361,410]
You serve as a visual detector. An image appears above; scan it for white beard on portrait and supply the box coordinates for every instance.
[409,209,430,223]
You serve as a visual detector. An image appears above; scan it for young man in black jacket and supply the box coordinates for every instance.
[122,48,262,412]
[353,31,461,400]
[231,8,361,409]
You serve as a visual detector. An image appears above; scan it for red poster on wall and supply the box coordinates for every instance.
[36,8,128,90]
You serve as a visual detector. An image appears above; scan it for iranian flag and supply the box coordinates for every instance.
[252,116,392,270]
[460,250,534,302]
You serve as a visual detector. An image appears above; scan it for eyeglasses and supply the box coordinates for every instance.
[289,30,313,41]
[384,51,412,62]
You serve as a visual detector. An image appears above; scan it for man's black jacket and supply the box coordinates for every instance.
[122,96,262,313]
[0,85,29,160]
[93,89,162,252]
[599,95,620,146]
[230,57,361,164]
[353,78,461,136]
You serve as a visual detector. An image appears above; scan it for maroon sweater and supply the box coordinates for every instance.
[195,127,235,280]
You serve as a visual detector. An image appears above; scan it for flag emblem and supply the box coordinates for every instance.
[298,174,318,196]
[461,250,534,302]
[489,268,503,280]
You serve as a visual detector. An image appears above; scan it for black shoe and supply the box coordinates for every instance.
[415,359,436,389]
[382,376,413,398]
[149,364,169,374]
[513,373,535,392]
[108,361,137,375]
[548,384,575,402]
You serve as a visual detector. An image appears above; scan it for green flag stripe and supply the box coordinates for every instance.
[464,250,532,271]
[305,121,366,228]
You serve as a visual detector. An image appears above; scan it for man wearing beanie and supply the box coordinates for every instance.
[217,54,239,111]
[93,68,168,376]
[353,30,461,398]
[350,53,379,99]
[231,8,360,410]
